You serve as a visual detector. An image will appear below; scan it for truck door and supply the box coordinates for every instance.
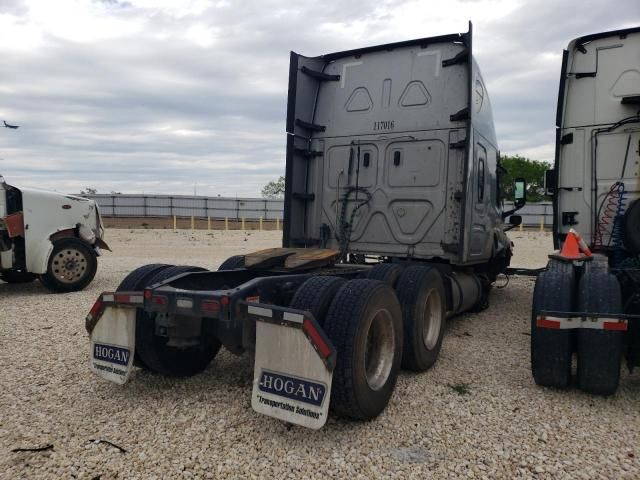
[465,136,492,261]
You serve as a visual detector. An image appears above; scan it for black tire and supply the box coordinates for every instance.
[289,276,346,326]
[144,264,207,287]
[116,263,173,369]
[323,279,403,420]
[39,238,97,292]
[577,271,623,395]
[623,199,640,255]
[116,264,172,291]
[395,266,447,371]
[531,261,575,388]
[0,270,36,284]
[584,254,609,274]
[218,255,245,271]
[135,265,221,377]
[366,263,404,287]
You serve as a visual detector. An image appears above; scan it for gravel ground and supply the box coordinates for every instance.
[1,230,639,479]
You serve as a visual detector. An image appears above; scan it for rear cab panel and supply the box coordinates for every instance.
[554,27,640,248]
[284,23,502,265]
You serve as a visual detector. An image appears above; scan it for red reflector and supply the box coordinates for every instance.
[303,318,332,358]
[115,293,130,304]
[201,299,220,313]
[536,318,561,329]
[89,298,104,318]
[152,295,168,306]
[220,296,230,306]
[603,321,628,331]
[144,289,152,299]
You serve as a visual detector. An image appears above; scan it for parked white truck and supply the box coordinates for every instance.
[531,26,640,395]
[0,174,109,292]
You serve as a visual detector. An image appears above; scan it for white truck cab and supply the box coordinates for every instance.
[0,174,109,292]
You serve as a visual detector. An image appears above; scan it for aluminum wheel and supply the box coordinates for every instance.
[364,308,396,391]
[52,248,88,284]
[422,288,443,350]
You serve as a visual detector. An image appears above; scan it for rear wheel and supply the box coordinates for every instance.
[577,271,623,395]
[116,263,172,291]
[366,263,404,287]
[39,238,97,292]
[218,255,245,271]
[116,263,173,369]
[531,260,574,388]
[1,270,36,284]
[135,265,221,377]
[289,276,346,326]
[323,279,402,420]
[395,266,446,371]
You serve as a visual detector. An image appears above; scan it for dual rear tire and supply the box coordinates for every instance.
[290,264,447,420]
[292,278,403,420]
[117,264,221,377]
[531,259,623,395]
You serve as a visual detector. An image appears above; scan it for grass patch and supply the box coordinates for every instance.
[448,382,471,396]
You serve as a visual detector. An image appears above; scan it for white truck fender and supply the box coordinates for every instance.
[26,237,54,275]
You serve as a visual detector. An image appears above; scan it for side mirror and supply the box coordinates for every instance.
[514,177,526,209]
[544,169,556,196]
[509,215,522,226]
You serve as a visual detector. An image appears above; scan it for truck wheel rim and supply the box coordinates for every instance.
[422,289,442,350]
[364,308,395,391]
[53,248,87,284]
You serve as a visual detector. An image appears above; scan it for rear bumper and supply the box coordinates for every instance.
[535,310,637,331]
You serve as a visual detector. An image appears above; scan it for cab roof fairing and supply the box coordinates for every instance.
[567,25,640,53]
[470,56,498,149]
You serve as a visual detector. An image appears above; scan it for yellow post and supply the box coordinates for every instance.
[259,217,263,231]
[173,215,177,232]
[207,216,211,231]
[540,216,544,232]
[225,217,229,231]
[519,222,523,232]
[191,215,195,231]
[276,217,280,231]
[242,217,246,230]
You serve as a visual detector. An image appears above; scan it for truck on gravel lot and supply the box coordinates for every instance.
[0,174,109,292]
[531,26,640,396]
[86,23,526,429]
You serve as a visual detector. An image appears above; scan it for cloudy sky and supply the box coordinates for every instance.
[0,0,637,196]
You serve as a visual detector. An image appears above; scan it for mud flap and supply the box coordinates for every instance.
[245,303,336,429]
[89,306,136,385]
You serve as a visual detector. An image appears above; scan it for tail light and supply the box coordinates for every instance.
[201,299,221,313]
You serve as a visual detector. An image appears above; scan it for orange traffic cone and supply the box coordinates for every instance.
[558,231,582,260]
[553,228,592,261]
[569,228,592,257]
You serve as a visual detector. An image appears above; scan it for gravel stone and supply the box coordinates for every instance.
[1,230,639,479]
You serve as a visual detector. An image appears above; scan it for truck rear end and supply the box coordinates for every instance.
[532,26,640,395]
[87,25,518,429]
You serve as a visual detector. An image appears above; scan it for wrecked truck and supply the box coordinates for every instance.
[0,174,109,292]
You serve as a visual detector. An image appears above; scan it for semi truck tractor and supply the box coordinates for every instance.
[0,174,109,292]
[531,26,640,395]
[86,23,526,429]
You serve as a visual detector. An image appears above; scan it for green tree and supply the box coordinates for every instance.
[261,176,285,199]
[499,154,550,202]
